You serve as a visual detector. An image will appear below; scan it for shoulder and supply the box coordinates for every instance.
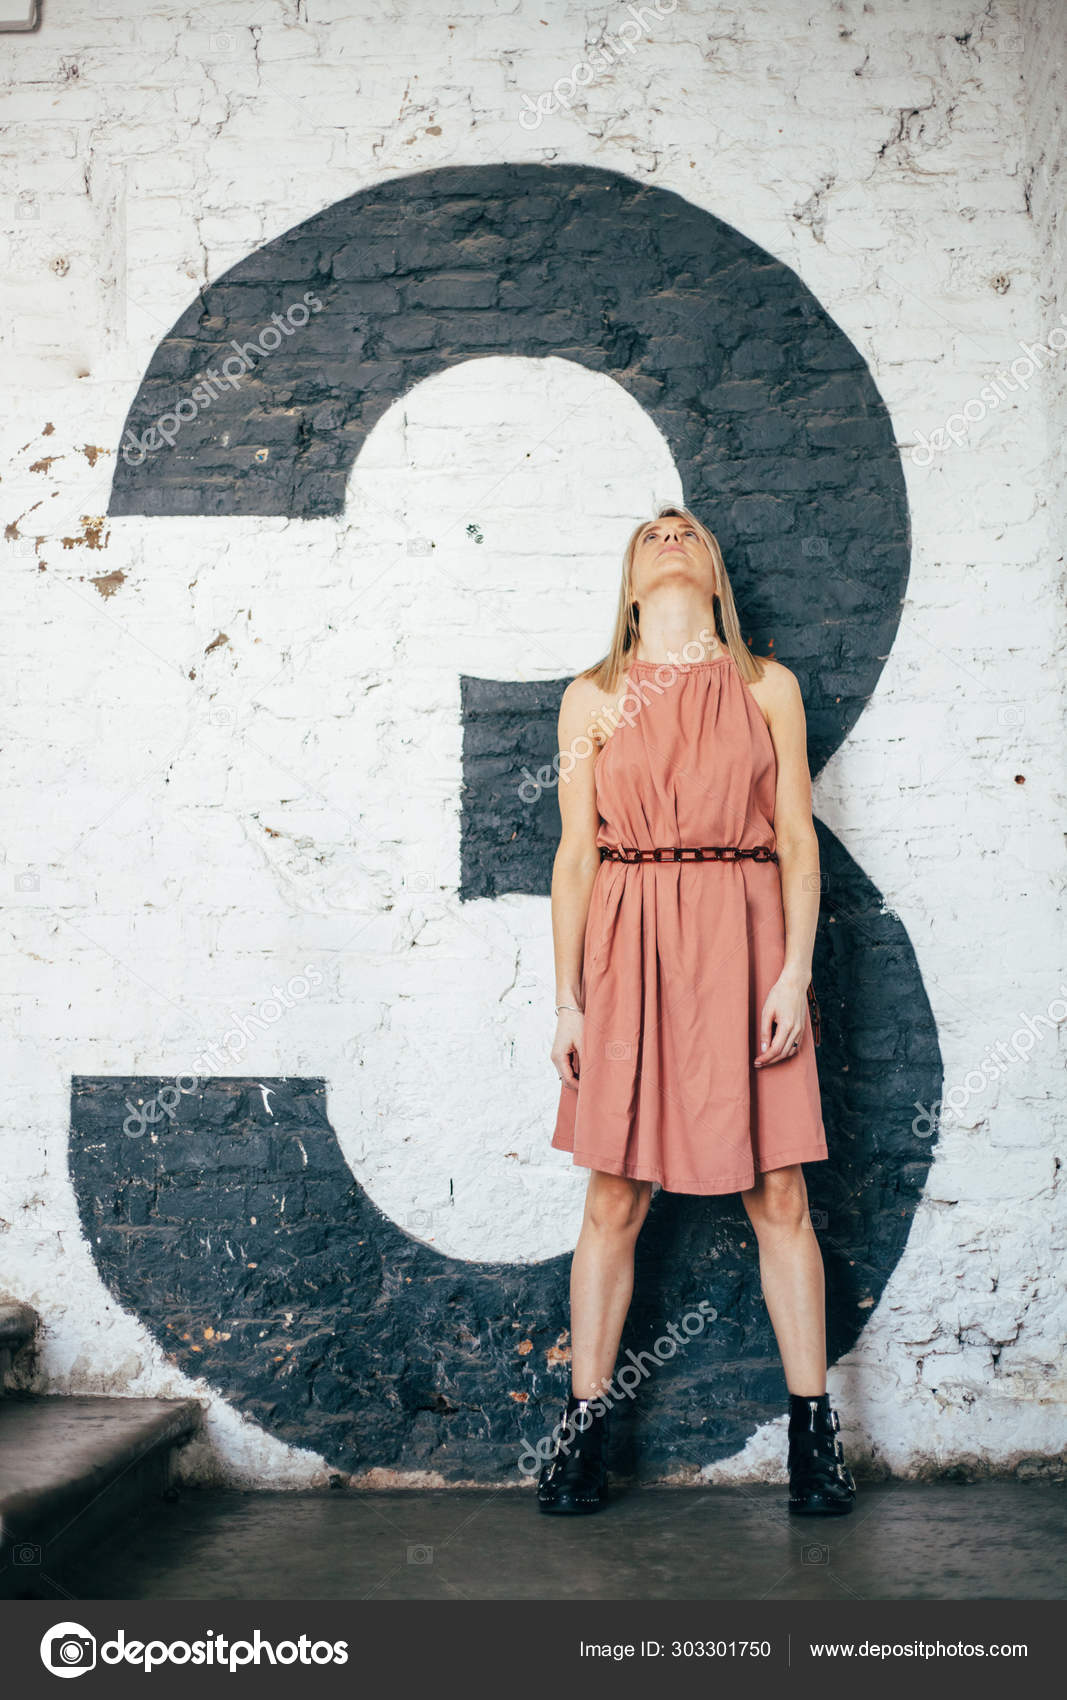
[559,672,604,720]
[560,672,602,706]
[752,656,802,702]
[747,656,806,731]
[557,672,607,745]
[747,652,805,720]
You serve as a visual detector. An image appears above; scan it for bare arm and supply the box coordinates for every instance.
[549,679,602,1087]
[755,662,821,1068]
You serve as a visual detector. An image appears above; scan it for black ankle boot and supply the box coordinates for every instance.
[787,1392,856,1516]
[537,1393,610,1515]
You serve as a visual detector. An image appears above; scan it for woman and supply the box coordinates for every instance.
[538,504,856,1518]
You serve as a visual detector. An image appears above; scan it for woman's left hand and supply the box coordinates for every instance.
[754,973,809,1067]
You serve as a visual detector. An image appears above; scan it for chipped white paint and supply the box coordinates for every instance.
[0,0,1064,1486]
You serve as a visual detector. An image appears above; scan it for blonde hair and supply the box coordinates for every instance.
[579,504,767,692]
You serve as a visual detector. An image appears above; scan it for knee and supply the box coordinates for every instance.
[741,1166,809,1234]
[584,1173,653,1236]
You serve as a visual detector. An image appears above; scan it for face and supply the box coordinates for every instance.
[630,514,717,603]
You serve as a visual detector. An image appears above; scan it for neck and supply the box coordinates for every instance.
[633,592,723,663]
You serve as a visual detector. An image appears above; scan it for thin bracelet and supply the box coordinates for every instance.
[555,1003,583,1014]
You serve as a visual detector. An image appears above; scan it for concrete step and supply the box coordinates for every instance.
[0,1393,202,1599]
[0,1302,38,1392]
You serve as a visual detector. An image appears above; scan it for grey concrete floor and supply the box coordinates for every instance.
[55,1481,1065,1601]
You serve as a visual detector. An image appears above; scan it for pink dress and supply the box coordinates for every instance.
[551,650,827,1194]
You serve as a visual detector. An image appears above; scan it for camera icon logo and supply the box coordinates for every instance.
[40,1622,97,1678]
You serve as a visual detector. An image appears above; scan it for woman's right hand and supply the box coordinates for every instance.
[551,1008,584,1090]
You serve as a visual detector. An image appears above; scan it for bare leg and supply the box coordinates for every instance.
[569,1170,654,1399]
[739,1164,827,1394]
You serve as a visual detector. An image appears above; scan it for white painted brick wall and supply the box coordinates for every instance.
[0,0,1064,1486]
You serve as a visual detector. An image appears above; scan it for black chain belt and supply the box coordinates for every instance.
[599,844,779,864]
[596,842,821,1045]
